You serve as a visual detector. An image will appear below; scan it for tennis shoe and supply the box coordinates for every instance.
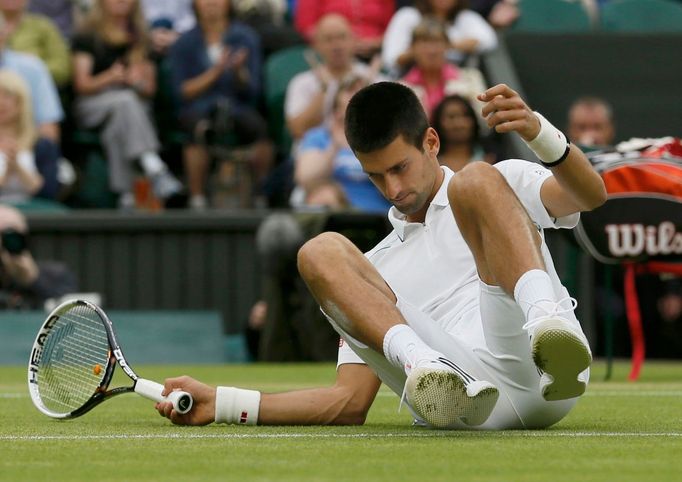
[150,169,183,200]
[523,298,592,401]
[402,357,498,428]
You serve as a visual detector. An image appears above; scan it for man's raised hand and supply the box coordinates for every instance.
[477,84,541,142]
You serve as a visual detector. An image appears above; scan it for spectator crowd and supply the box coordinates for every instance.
[1,0,679,212]
[0,0,539,213]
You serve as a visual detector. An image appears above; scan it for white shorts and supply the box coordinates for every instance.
[327,281,587,430]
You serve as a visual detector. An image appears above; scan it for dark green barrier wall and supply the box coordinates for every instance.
[26,211,267,334]
[504,33,682,141]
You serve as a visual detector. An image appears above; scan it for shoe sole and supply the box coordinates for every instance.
[405,368,499,428]
[532,321,592,401]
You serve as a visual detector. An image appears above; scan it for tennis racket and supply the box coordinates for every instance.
[28,299,193,419]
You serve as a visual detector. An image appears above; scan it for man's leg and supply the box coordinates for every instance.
[448,162,591,401]
[297,232,498,427]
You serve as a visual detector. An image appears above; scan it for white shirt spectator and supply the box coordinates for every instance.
[382,7,498,72]
[285,61,376,125]
[0,150,40,203]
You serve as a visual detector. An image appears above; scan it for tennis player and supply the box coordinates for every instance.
[156,82,607,430]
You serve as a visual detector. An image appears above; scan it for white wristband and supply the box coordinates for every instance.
[214,387,261,425]
[525,112,570,166]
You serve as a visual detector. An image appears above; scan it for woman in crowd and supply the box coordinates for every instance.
[432,94,494,173]
[382,0,497,74]
[72,0,182,209]
[400,17,486,119]
[169,0,272,210]
[0,70,45,206]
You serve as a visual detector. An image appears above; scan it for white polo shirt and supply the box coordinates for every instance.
[337,159,580,365]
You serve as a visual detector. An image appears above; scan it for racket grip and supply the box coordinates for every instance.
[135,379,193,414]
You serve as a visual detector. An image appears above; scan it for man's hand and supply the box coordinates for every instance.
[156,376,217,426]
[478,84,541,142]
[304,48,333,90]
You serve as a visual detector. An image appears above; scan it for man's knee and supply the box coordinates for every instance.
[297,231,350,285]
[447,161,506,206]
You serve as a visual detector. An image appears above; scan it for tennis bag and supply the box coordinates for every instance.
[574,146,682,264]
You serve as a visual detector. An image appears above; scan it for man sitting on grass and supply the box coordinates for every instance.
[156,82,607,430]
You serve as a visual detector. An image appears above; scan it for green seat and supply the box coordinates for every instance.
[73,150,117,208]
[71,128,101,147]
[600,0,682,32]
[153,57,182,145]
[264,45,309,156]
[511,0,592,32]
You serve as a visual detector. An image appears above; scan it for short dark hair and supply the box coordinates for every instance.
[345,82,429,154]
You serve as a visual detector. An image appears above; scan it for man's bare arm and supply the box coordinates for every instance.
[260,364,381,425]
[478,84,607,218]
[156,363,381,426]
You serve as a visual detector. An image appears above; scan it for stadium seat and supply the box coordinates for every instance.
[510,0,592,32]
[264,45,309,156]
[600,0,682,32]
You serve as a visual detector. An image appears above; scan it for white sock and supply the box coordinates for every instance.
[140,152,166,176]
[382,324,442,374]
[513,269,558,323]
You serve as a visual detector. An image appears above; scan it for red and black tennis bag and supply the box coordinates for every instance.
[574,141,682,264]
[573,140,682,381]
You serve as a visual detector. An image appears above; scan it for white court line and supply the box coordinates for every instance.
[4,390,682,400]
[1,432,682,442]
[376,391,682,398]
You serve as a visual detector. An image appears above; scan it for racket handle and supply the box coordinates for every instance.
[135,379,193,415]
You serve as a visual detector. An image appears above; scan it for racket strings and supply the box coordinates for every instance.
[37,305,111,414]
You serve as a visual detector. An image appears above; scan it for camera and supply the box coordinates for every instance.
[1,229,27,255]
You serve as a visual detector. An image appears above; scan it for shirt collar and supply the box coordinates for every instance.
[388,166,454,241]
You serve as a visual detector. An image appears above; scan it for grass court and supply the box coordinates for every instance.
[1,361,682,481]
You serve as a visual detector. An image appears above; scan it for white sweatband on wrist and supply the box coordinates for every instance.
[214,387,261,425]
[525,112,570,167]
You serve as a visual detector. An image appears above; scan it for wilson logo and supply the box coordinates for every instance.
[605,222,682,257]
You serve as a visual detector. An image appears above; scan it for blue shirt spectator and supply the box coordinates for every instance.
[298,126,391,213]
[0,49,64,127]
